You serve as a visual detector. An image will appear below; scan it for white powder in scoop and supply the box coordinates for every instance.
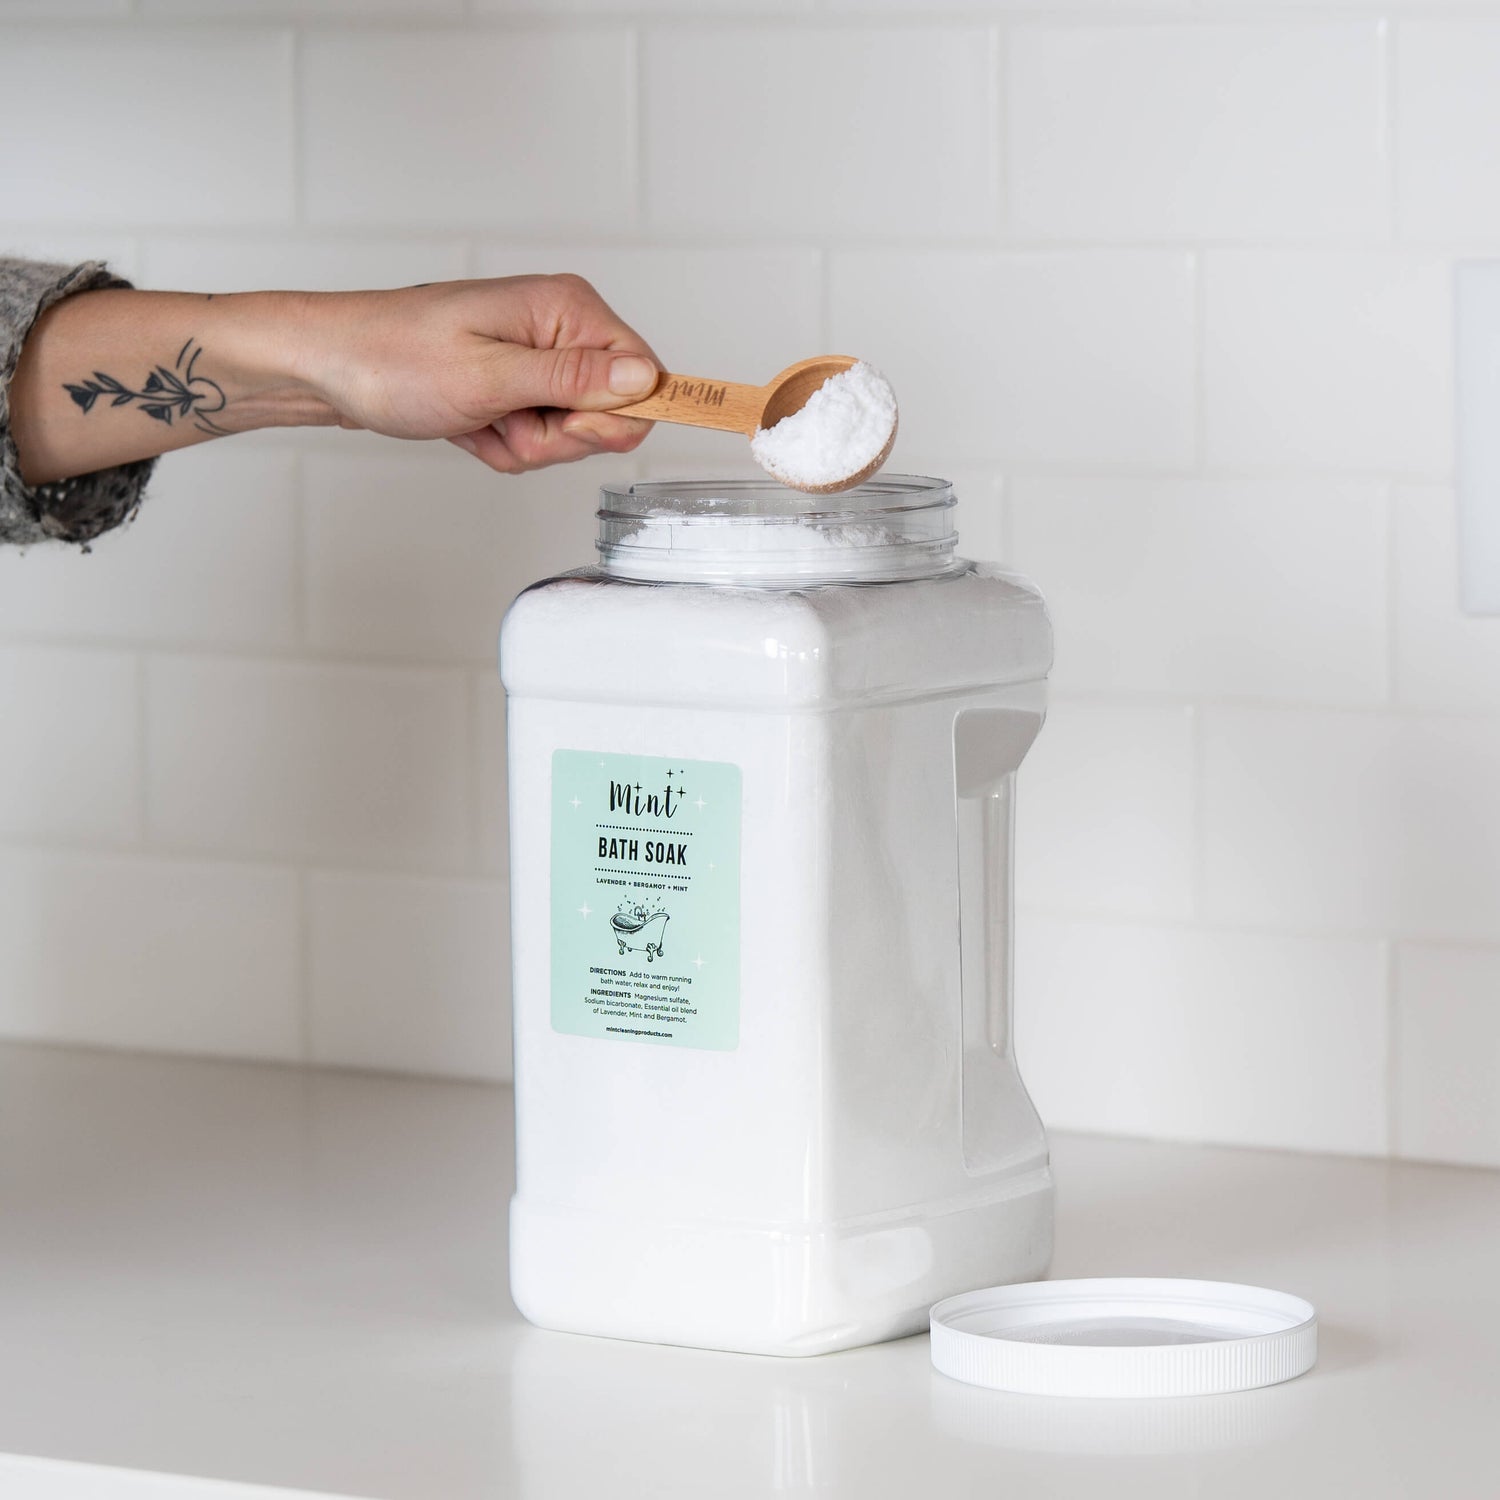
[750,362,897,490]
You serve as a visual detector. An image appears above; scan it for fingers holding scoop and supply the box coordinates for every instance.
[448,273,661,472]
[449,405,652,475]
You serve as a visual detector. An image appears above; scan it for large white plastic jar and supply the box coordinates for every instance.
[501,476,1053,1357]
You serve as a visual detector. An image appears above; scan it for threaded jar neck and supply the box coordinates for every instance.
[596,475,959,586]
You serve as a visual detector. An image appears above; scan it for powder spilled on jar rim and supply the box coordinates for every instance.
[750,362,897,491]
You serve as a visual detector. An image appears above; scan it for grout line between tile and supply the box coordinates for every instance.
[0,829,511,888]
[0,629,516,675]
[1046,687,1500,722]
[1013,902,1500,953]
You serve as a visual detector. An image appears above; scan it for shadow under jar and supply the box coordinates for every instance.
[500,475,1054,1356]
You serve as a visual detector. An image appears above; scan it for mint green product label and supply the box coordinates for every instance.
[550,750,742,1050]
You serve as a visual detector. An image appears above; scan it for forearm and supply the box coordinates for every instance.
[9,288,339,485]
[6,271,656,503]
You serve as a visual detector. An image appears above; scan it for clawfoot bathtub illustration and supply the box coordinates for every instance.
[611,903,670,962]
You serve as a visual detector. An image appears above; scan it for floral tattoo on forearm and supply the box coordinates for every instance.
[64,338,229,435]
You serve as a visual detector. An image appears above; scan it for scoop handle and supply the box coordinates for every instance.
[608,372,764,435]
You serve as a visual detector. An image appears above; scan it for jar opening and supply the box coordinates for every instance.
[596,475,959,585]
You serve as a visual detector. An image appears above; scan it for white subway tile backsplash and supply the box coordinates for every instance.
[1396,23,1500,241]
[1393,485,1500,713]
[302,449,596,662]
[0,446,298,651]
[1015,915,1388,1156]
[0,31,293,226]
[0,647,140,845]
[0,0,1493,1167]
[308,871,510,1080]
[1008,478,1389,703]
[472,246,821,395]
[0,849,300,1061]
[145,657,469,869]
[1395,943,1500,1168]
[141,237,469,294]
[301,30,633,229]
[643,27,997,237]
[1204,252,1452,475]
[1016,700,1196,921]
[830,250,1196,467]
[1008,22,1387,242]
[1201,708,1500,942]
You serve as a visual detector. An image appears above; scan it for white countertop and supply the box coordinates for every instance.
[0,1043,1495,1499]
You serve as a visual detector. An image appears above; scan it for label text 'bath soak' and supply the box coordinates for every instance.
[550,750,741,1050]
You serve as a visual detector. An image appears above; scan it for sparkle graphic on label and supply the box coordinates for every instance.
[578,902,592,919]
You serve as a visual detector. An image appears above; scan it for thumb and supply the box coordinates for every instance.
[493,344,659,413]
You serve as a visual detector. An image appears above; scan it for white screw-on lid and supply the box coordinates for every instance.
[930,1278,1317,1399]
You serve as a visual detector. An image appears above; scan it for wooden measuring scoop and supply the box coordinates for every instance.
[608,356,898,494]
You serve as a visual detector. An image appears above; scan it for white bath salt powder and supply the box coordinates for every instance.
[608,509,916,583]
[622,518,899,552]
[750,362,897,490]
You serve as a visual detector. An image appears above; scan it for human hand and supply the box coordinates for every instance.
[292,274,660,473]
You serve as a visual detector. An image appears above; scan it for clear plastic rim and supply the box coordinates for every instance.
[596,474,959,586]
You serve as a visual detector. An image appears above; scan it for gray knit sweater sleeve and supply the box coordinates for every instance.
[0,259,155,546]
